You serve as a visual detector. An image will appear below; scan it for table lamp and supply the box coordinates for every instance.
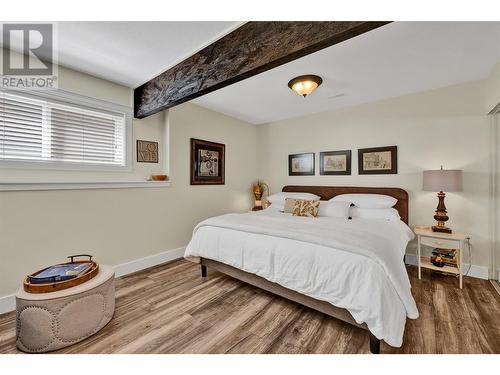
[422,166,463,233]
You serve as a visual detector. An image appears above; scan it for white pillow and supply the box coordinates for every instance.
[350,207,401,221]
[317,201,351,219]
[267,192,320,209]
[330,193,397,209]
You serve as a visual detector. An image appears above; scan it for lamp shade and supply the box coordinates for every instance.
[422,169,463,192]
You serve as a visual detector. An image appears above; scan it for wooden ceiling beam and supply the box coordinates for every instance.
[134,21,390,119]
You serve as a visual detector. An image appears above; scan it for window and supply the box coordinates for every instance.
[0,90,131,170]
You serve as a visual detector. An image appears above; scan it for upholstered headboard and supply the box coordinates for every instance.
[282,185,409,224]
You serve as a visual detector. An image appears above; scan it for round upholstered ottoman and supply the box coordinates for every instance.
[15,265,115,353]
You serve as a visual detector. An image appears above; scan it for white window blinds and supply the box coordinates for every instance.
[0,91,127,168]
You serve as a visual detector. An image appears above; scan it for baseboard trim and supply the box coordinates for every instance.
[113,247,186,277]
[0,294,15,315]
[405,254,489,280]
[0,247,186,315]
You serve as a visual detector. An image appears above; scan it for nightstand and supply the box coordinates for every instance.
[414,226,467,289]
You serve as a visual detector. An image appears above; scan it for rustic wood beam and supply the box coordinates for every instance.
[134,21,390,118]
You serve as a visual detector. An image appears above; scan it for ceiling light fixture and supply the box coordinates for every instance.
[288,74,323,97]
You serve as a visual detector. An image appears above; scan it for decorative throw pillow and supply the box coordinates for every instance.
[292,199,320,217]
[267,192,321,211]
[284,198,315,213]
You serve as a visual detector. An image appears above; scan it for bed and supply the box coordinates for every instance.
[184,186,418,353]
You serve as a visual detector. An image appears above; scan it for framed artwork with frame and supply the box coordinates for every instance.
[288,152,315,176]
[190,138,225,185]
[358,146,397,174]
[320,150,351,175]
[136,140,159,163]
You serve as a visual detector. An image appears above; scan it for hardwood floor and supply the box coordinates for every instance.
[491,280,500,296]
[0,259,499,354]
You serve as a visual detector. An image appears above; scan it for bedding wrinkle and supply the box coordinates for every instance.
[185,209,418,347]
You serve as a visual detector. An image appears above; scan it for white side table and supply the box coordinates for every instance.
[414,226,467,289]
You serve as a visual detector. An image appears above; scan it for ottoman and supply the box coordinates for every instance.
[15,265,115,353]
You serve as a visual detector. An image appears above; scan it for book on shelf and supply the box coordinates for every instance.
[432,248,457,255]
[431,248,458,268]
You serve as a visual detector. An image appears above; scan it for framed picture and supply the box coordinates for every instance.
[288,153,315,176]
[190,138,225,185]
[136,140,158,163]
[358,146,397,174]
[320,150,351,175]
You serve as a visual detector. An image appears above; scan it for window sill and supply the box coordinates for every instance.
[0,181,171,192]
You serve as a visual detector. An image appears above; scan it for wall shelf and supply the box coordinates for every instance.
[0,181,171,192]
[420,256,459,275]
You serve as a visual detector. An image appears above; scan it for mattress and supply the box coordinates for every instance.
[184,208,418,347]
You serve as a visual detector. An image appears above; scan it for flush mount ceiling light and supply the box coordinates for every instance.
[288,74,323,97]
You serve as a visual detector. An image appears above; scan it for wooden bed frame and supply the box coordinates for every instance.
[199,185,409,354]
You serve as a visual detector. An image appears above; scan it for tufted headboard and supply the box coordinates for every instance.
[282,185,409,224]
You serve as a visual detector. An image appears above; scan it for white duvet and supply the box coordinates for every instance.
[184,208,419,347]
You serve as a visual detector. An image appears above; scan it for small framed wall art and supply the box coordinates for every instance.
[190,138,225,185]
[320,150,351,175]
[358,146,397,174]
[136,140,159,163]
[288,152,315,176]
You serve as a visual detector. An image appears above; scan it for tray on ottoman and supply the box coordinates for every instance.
[24,258,99,294]
[16,264,115,353]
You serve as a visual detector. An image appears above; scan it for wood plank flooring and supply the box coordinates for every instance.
[0,259,499,354]
[491,280,500,296]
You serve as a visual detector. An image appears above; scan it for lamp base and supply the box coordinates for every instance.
[432,191,452,234]
[432,225,452,234]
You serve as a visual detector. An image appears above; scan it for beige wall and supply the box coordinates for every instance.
[484,62,500,114]
[256,80,493,269]
[0,65,257,297]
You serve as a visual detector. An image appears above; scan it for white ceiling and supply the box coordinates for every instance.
[0,21,241,88]
[193,22,500,124]
[2,22,499,123]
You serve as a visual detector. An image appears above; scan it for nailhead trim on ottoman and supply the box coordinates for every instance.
[15,265,115,353]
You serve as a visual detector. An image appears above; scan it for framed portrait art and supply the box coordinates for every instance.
[288,153,315,176]
[358,146,397,174]
[190,138,225,185]
[320,150,351,175]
